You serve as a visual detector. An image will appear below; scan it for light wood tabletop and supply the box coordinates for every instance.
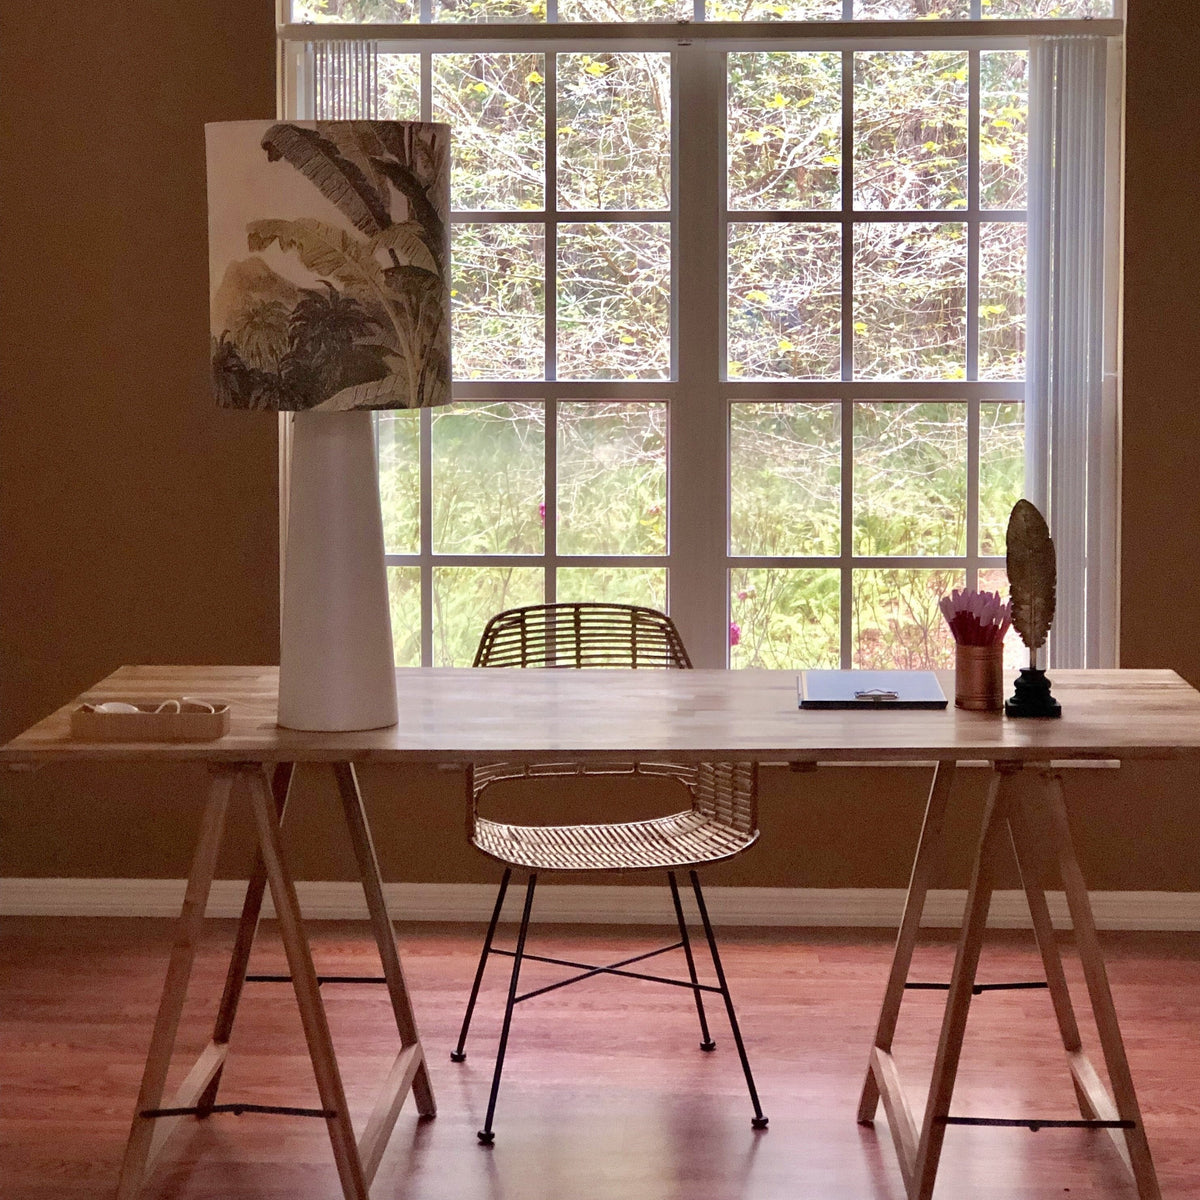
[5,664,1200,765]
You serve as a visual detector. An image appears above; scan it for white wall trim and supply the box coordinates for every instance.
[3,878,1199,931]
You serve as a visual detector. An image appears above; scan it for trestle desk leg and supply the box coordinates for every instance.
[197,762,294,1116]
[1005,785,1095,1120]
[333,761,436,1182]
[246,766,368,1200]
[908,765,1018,1200]
[859,760,956,1125]
[115,767,236,1200]
[1038,771,1161,1200]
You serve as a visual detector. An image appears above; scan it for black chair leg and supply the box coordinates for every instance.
[667,870,716,1051]
[452,868,512,1063]
[478,872,537,1145]
[689,870,768,1130]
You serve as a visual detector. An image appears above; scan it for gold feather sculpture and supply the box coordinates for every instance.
[1003,499,1061,717]
[1006,499,1056,657]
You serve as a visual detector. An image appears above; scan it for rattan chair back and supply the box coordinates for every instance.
[473,602,692,671]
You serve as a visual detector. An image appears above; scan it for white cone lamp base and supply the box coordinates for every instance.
[278,410,398,732]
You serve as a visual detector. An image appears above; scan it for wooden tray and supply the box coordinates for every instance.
[70,700,230,742]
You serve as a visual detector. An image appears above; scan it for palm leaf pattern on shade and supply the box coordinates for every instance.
[1005,499,1056,652]
[261,123,392,236]
[212,121,451,411]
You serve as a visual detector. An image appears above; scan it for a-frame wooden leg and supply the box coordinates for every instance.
[332,762,436,1184]
[1004,786,1096,1120]
[246,766,369,1200]
[115,767,237,1200]
[1037,771,1161,1200]
[908,764,1019,1200]
[859,760,956,1126]
[197,761,295,1115]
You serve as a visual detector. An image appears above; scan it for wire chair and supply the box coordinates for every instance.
[451,602,767,1143]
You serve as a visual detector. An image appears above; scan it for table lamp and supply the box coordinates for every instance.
[206,120,451,730]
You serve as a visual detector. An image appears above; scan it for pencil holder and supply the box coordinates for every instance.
[954,643,1004,712]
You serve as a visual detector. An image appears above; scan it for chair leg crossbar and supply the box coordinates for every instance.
[452,869,768,1143]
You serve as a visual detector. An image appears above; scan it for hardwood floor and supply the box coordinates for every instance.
[2,916,1199,1199]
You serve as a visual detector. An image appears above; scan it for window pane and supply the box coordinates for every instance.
[378,54,421,119]
[985,0,1112,16]
[853,222,966,380]
[979,221,1026,381]
[854,403,966,556]
[433,567,543,666]
[432,402,545,553]
[727,223,841,380]
[977,566,1024,670]
[432,0,545,23]
[730,403,840,556]
[557,567,667,609]
[853,568,963,670]
[854,0,969,16]
[387,567,422,667]
[980,51,1028,212]
[707,0,841,17]
[728,52,841,213]
[979,402,1024,557]
[452,223,545,380]
[558,0,680,19]
[557,222,670,380]
[730,569,841,669]
[434,54,544,212]
[854,51,968,212]
[558,402,666,555]
[378,411,420,554]
[292,0,417,22]
[557,54,671,212]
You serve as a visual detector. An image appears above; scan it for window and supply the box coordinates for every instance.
[279,1,1120,669]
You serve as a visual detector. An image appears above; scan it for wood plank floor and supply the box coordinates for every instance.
[2,916,1199,1200]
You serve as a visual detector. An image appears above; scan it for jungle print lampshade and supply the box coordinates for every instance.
[206,120,451,412]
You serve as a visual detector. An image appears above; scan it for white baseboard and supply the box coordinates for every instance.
[2,877,1198,931]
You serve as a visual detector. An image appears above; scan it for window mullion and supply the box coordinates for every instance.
[840,47,854,667]
[966,48,982,592]
[420,409,434,665]
[671,43,726,667]
[545,400,557,604]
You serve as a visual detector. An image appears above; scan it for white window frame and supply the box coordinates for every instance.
[277,10,1123,670]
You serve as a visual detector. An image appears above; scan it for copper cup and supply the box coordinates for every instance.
[954,643,1004,711]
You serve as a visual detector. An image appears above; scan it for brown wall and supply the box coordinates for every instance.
[1,1,1198,895]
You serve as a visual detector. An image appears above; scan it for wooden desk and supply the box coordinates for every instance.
[5,665,1199,1200]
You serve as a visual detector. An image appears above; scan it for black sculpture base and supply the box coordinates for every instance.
[1004,667,1062,719]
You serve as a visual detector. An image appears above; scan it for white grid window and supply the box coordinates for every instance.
[279,2,1120,668]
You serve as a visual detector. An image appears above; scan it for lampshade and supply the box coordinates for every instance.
[206,119,450,412]
[206,120,452,731]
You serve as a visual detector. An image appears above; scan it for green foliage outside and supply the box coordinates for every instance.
[328,38,1034,667]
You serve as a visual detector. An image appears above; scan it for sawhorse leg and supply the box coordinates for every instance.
[861,762,1160,1200]
[115,760,435,1200]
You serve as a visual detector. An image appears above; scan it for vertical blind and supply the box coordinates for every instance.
[310,39,379,120]
[1025,35,1117,668]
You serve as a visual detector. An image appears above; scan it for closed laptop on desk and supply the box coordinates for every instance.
[798,670,948,710]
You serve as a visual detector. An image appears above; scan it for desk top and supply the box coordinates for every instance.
[4,665,1200,767]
